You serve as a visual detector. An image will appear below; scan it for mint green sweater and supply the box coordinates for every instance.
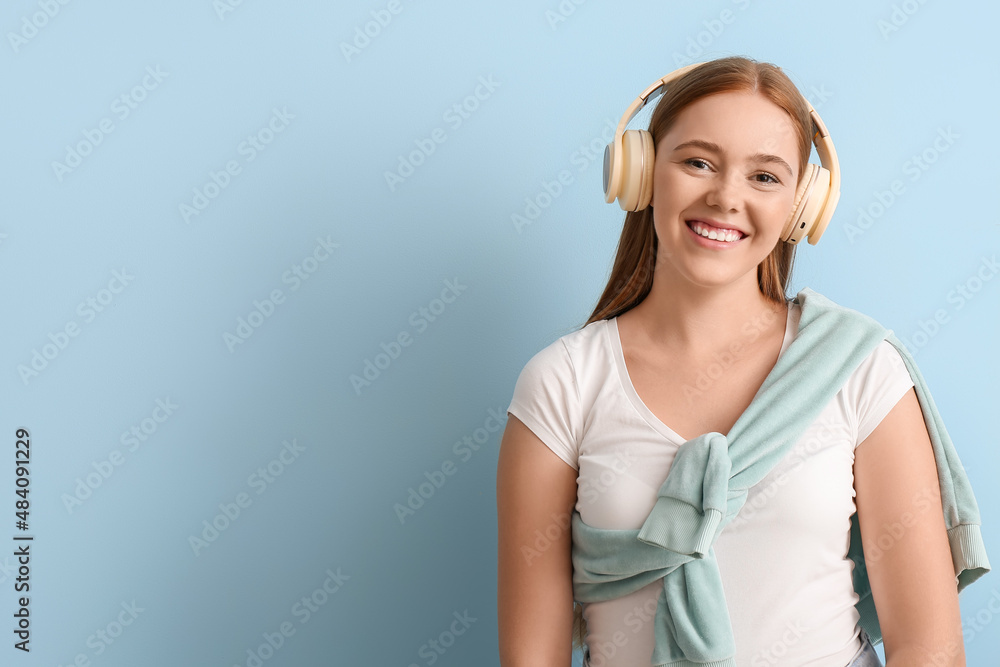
[571,288,991,667]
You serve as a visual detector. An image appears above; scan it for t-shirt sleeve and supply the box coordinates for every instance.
[506,338,582,470]
[849,339,917,447]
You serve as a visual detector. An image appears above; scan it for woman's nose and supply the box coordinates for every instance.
[705,172,741,212]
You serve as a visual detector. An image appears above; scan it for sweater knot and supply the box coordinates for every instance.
[637,432,731,556]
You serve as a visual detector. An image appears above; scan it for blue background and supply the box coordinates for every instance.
[1,1,997,665]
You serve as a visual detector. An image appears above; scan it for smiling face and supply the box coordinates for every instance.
[649,90,803,294]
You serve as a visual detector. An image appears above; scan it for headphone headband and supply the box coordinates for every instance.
[603,62,841,245]
[611,62,704,144]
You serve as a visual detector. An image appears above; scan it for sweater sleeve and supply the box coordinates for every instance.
[506,338,582,470]
[848,339,916,447]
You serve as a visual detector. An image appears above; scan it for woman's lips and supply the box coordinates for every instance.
[686,220,745,244]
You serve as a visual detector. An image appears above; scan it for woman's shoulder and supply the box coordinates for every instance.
[791,287,912,370]
[796,289,917,441]
[511,318,611,396]
[507,320,610,460]
[792,288,905,347]
[520,318,608,365]
[794,287,884,323]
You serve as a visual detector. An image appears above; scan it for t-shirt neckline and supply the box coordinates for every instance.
[606,301,797,445]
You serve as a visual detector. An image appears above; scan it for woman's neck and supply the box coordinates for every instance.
[621,273,788,357]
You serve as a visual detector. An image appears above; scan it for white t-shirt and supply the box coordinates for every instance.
[506,300,915,667]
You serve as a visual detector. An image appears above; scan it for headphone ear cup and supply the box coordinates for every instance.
[781,164,819,244]
[617,129,655,211]
[800,166,833,245]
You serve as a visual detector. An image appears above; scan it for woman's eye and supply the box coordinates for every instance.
[755,172,780,185]
[685,158,710,170]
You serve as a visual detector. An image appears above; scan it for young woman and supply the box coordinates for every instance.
[497,56,985,666]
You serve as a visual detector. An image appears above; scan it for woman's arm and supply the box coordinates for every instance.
[853,387,966,666]
[497,414,579,667]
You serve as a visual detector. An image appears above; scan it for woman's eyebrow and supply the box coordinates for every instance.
[672,138,793,177]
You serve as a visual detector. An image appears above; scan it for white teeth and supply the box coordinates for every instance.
[690,221,741,243]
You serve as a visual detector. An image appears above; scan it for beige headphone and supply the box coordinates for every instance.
[602,62,841,245]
